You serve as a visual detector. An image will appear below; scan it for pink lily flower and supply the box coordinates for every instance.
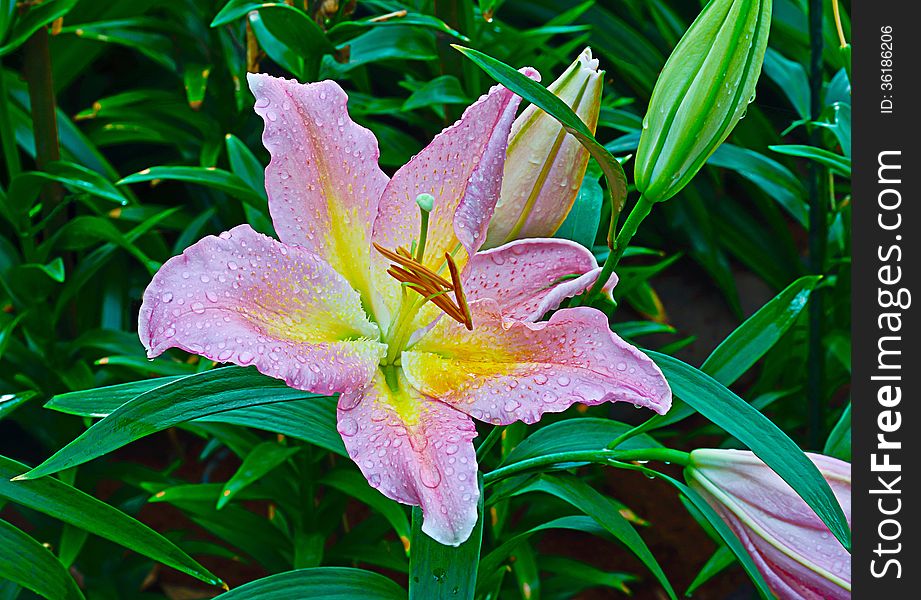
[687,449,851,599]
[139,73,671,545]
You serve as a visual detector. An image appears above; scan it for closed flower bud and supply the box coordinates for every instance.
[635,0,771,203]
[484,47,603,249]
[686,449,851,600]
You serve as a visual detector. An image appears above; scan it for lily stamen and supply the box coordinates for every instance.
[374,242,473,329]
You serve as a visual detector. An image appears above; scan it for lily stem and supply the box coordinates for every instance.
[23,24,63,230]
[806,0,826,450]
[586,194,655,301]
[483,447,690,485]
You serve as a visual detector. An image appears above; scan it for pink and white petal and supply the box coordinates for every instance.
[248,73,389,307]
[370,69,540,326]
[139,225,385,395]
[403,301,671,425]
[337,372,479,546]
[465,238,617,322]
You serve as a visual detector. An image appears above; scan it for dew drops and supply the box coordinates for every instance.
[616,361,627,371]
[161,292,173,303]
[339,393,361,411]
[205,290,218,303]
[420,463,442,488]
[191,301,205,314]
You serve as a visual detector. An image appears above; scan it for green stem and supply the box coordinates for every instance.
[586,194,655,301]
[0,61,21,183]
[806,0,826,450]
[483,447,690,485]
[22,25,63,232]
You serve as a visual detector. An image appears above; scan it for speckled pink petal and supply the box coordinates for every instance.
[465,238,617,322]
[139,225,385,395]
[403,300,671,425]
[337,371,479,546]
[370,69,539,327]
[248,73,389,308]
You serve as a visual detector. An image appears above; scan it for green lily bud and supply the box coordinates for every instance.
[635,0,772,203]
[484,47,603,249]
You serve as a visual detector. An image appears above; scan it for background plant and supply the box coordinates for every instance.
[0,1,850,599]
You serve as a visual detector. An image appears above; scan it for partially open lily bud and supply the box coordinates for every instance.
[686,449,851,600]
[484,48,602,249]
[635,0,771,203]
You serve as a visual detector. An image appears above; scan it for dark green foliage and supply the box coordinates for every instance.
[1,1,850,598]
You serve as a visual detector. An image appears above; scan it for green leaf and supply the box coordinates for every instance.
[402,75,469,112]
[225,133,267,198]
[45,371,346,455]
[0,519,84,600]
[0,391,35,420]
[218,441,299,509]
[555,164,603,248]
[816,102,851,158]
[623,275,820,439]
[118,166,267,209]
[685,545,735,596]
[516,474,676,600]
[541,556,637,596]
[58,19,176,70]
[0,0,78,56]
[327,13,468,45]
[454,46,628,218]
[409,477,484,600]
[824,404,851,461]
[650,352,851,550]
[211,1,288,27]
[703,274,820,383]
[477,516,606,593]
[762,48,810,120]
[22,367,327,479]
[213,567,406,599]
[321,469,410,547]
[708,144,808,227]
[7,161,128,211]
[769,144,851,177]
[184,64,211,109]
[248,6,332,80]
[0,456,222,586]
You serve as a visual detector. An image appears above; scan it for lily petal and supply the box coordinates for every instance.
[466,238,616,322]
[403,301,671,425]
[370,69,539,325]
[248,73,390,307]
[139,225,385,395]
[337,372,479,546]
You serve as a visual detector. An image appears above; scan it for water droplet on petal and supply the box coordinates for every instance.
[420,463,442,488]
[337,418,359,437]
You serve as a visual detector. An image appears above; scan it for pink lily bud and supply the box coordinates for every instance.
[686,449,851,599]
[484,47,603,249]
